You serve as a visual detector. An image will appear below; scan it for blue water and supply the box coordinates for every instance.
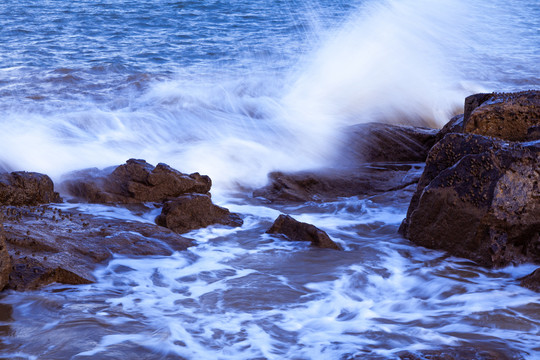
[0,0,539,359]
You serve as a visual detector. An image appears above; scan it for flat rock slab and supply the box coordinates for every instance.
[254,163,424,203]
[267,214,341,250]
[1,205,193,291]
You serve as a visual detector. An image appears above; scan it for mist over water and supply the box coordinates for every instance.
[1,0,539,359]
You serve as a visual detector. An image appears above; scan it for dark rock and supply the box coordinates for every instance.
[398,345,525,360]
[401,134,540,267]
[340,122,438,164]
[435,114,464,143]
[0,223,10,291]
[254,163,424,203]
[1,205,193,291]
[462,90,540,141]
[267,214,341,250]
[0,172,61,205]
[155,193,243,234]
[519,268,540,292]
[60,159,211,204]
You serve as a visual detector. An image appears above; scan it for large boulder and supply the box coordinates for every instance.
[0,172,61,205]
[462,90,540,141]
[60,159,211,204]
[155,194,243,234]
[339,122,438,164]
[401,134,540,267]
[254,163,424,203]
[267,214,341,250]
[0,223,10,291]
[1,205,193,291]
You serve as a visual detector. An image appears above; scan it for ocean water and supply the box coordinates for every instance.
[0,0,539,359]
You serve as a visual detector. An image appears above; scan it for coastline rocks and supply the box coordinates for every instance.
[267,214,341,250]
[0,172,61,205]
[156,194,243,234]
[400,133,540,267]
[254,164,424,203]
[0,224,10,290]
[341,122,438,163]
[462,90,540,141]
[1,205,193,291]
[60,159,211,203]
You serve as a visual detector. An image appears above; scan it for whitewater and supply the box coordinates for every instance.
[0,0,539,358]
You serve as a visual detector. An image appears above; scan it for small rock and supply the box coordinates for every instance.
[519,268,540,293]
[267,214,341,250]
[155,193,243,234]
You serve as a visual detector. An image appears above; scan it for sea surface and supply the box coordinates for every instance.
[0,0,539,359]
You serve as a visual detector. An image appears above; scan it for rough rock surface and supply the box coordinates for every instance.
[462,90,540,141]
[254,163,424,203]
[60,159,211,204]
[399,345,525,360]
[1,205,193,291]
[156,193,243,234]
[0,223,10,291]
[0,172,61,205]
[340,122,438,163]
[267,214,341,250]
[519,268,540,293]
[401,134,540,267]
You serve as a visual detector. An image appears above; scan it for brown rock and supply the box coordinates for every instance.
[0,223,10,291]
[267,214,341,250]
[60,159,211,204]
[1,205,193,291]
[0,172,61,205]
[401,134,540,267]
[155,193,243,234]
[462,90,540,141]
[254,163,424,203]
[519,268,540,293]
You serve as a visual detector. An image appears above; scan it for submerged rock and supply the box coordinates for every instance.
[519,268,540,293]
[340,122,438,163]
[60,159,211,204]
[462,90,540,141]
[401,134,540,267]
[1,205,193,291]
[0,171,61,206]
[156,193,243,234]
[254,163,424,203]
[267,214,341,250]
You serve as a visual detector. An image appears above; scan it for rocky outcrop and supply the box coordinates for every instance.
[340,122,438,163]
[0,172,61,205]
[400,133,540,267]
[60,159,211,204]
[520,268,540,292]
[267,214,341,250]
[254,163,424,203]
[0,223,10,291]
[1,205,193,291]
[155,194,243,234]
[462,90,540,141]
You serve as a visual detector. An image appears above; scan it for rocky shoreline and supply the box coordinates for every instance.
[0,90,538,294]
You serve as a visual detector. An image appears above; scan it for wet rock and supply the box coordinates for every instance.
[0,172,61,205]
[1,205,193,291]
[267,214,341,250]
[462,90,540,141]
[60,159,211,204]
[519,268,540,293]
[398,345,525,360]
[155,193,243,234]
[0,223,10,291]
[254,163,424,203]
[401,134,540,267]
[340,122,438,163]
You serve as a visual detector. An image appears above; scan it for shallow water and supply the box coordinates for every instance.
[0,0,539,359]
